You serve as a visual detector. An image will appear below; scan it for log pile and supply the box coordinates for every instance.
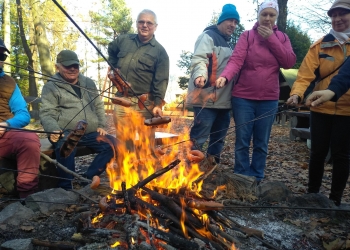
[72,159,265,250]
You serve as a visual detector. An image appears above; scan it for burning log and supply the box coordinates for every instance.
[133,159,181,190]
[124,214,141,249]
[136,221,201,250]
[133,197,224,250]
[142,186,203,229]
[122,181,132,214]
[208,224,240,246]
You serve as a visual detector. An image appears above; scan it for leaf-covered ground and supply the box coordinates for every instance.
[164,116,350,204]
[15,115,350,250]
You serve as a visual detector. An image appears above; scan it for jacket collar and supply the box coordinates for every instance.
[130,34,157,46]
[50,73,87,90]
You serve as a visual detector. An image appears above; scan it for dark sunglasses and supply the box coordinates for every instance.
[62,64,79,69]
[0,54,8,61]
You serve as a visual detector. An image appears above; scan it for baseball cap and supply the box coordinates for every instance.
[56,50,80,66]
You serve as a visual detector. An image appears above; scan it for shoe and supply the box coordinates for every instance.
[329,194,341,207]
[330,199,340,207]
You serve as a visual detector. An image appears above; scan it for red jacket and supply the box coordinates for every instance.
[220,22,296,100]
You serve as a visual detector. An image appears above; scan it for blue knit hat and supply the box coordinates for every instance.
[217,4,240,25]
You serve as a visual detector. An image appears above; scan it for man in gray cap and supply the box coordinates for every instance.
[40,50,117,190]
[0,38,41,198]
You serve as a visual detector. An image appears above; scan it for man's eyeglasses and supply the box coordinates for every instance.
[62,64,79,69]
[137,20,156,27]
[0,54,8,62]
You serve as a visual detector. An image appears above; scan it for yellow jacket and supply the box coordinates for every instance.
[291,34,350,116]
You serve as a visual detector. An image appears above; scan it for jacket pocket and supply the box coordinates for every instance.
[138,55,155,72]
[116,51,128,68]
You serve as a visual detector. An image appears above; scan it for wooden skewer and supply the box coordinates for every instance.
[39,152,100,189]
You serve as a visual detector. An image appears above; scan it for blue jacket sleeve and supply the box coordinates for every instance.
[328,58,350,102]
[7,84,30,128]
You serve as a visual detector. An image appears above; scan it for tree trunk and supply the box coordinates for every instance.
[16,0,38,111]
[3,0,11,74]
[29,0,54,77]
[277,0,288,33]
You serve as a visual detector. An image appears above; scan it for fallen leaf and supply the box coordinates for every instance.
[20,225,34,231]
[323,238,345,250]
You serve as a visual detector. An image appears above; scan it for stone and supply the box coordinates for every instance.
[257,181,292,202]
[25,188,78,215]
[0,202,34,226]
[289,193,336,208]
[1,238,33,250]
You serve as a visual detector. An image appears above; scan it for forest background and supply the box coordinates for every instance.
[0,0,336,107]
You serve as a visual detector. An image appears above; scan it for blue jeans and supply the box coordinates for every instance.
[190,107,231,163]
[232,97,278,180]
[52,131,117,189]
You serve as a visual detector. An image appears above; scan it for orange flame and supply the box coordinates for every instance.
[107,108,204,194]
[111,241,120,247]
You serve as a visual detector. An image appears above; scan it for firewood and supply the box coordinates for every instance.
[80,227,124,237]
[32,239,79,249]
[208,224,240,246]
[141,187,203,229]
[134,197,224,250]
[132,159,181,190]
[136,221,200,250]
[124,214,140,250]
[217,211,264,239]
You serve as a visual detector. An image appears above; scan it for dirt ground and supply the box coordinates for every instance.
[0,115,349,250]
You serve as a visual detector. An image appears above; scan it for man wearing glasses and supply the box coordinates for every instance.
[40,50,117,190]
[108,9,169,122]
[0,38,41,198]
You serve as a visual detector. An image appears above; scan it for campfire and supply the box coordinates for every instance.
[74,109,259,250]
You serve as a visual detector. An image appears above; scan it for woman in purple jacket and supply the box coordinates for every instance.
[216,0,296,183]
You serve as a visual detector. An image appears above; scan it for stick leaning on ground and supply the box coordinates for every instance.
[39,152,101,189]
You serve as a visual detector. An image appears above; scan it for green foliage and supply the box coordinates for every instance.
[176,51,193,90]
[177,50,193,75]
[285,21,312,69]
[178,76,190,90]
[89,0,134,47]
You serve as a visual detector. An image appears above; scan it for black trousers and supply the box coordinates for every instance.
[308,111,350,203]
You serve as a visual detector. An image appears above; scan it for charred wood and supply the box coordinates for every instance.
[122,181,132,214]
[132,159,181,190]
[136,221,200,250]
[217,211,264,239]
[208,224,240,246]
[124,214,141,249]
[142,187,203,229]
[134,197,223,249]
[32,239,79,249]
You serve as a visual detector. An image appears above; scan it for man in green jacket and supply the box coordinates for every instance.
[40,50,117,190]
[108,9,169,122]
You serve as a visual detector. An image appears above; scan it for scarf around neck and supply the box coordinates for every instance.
[330,28,350,44]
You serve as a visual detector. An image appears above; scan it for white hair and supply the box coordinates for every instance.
[137,9,158,24]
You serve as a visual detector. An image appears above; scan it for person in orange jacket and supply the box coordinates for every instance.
[287,0,350,206]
